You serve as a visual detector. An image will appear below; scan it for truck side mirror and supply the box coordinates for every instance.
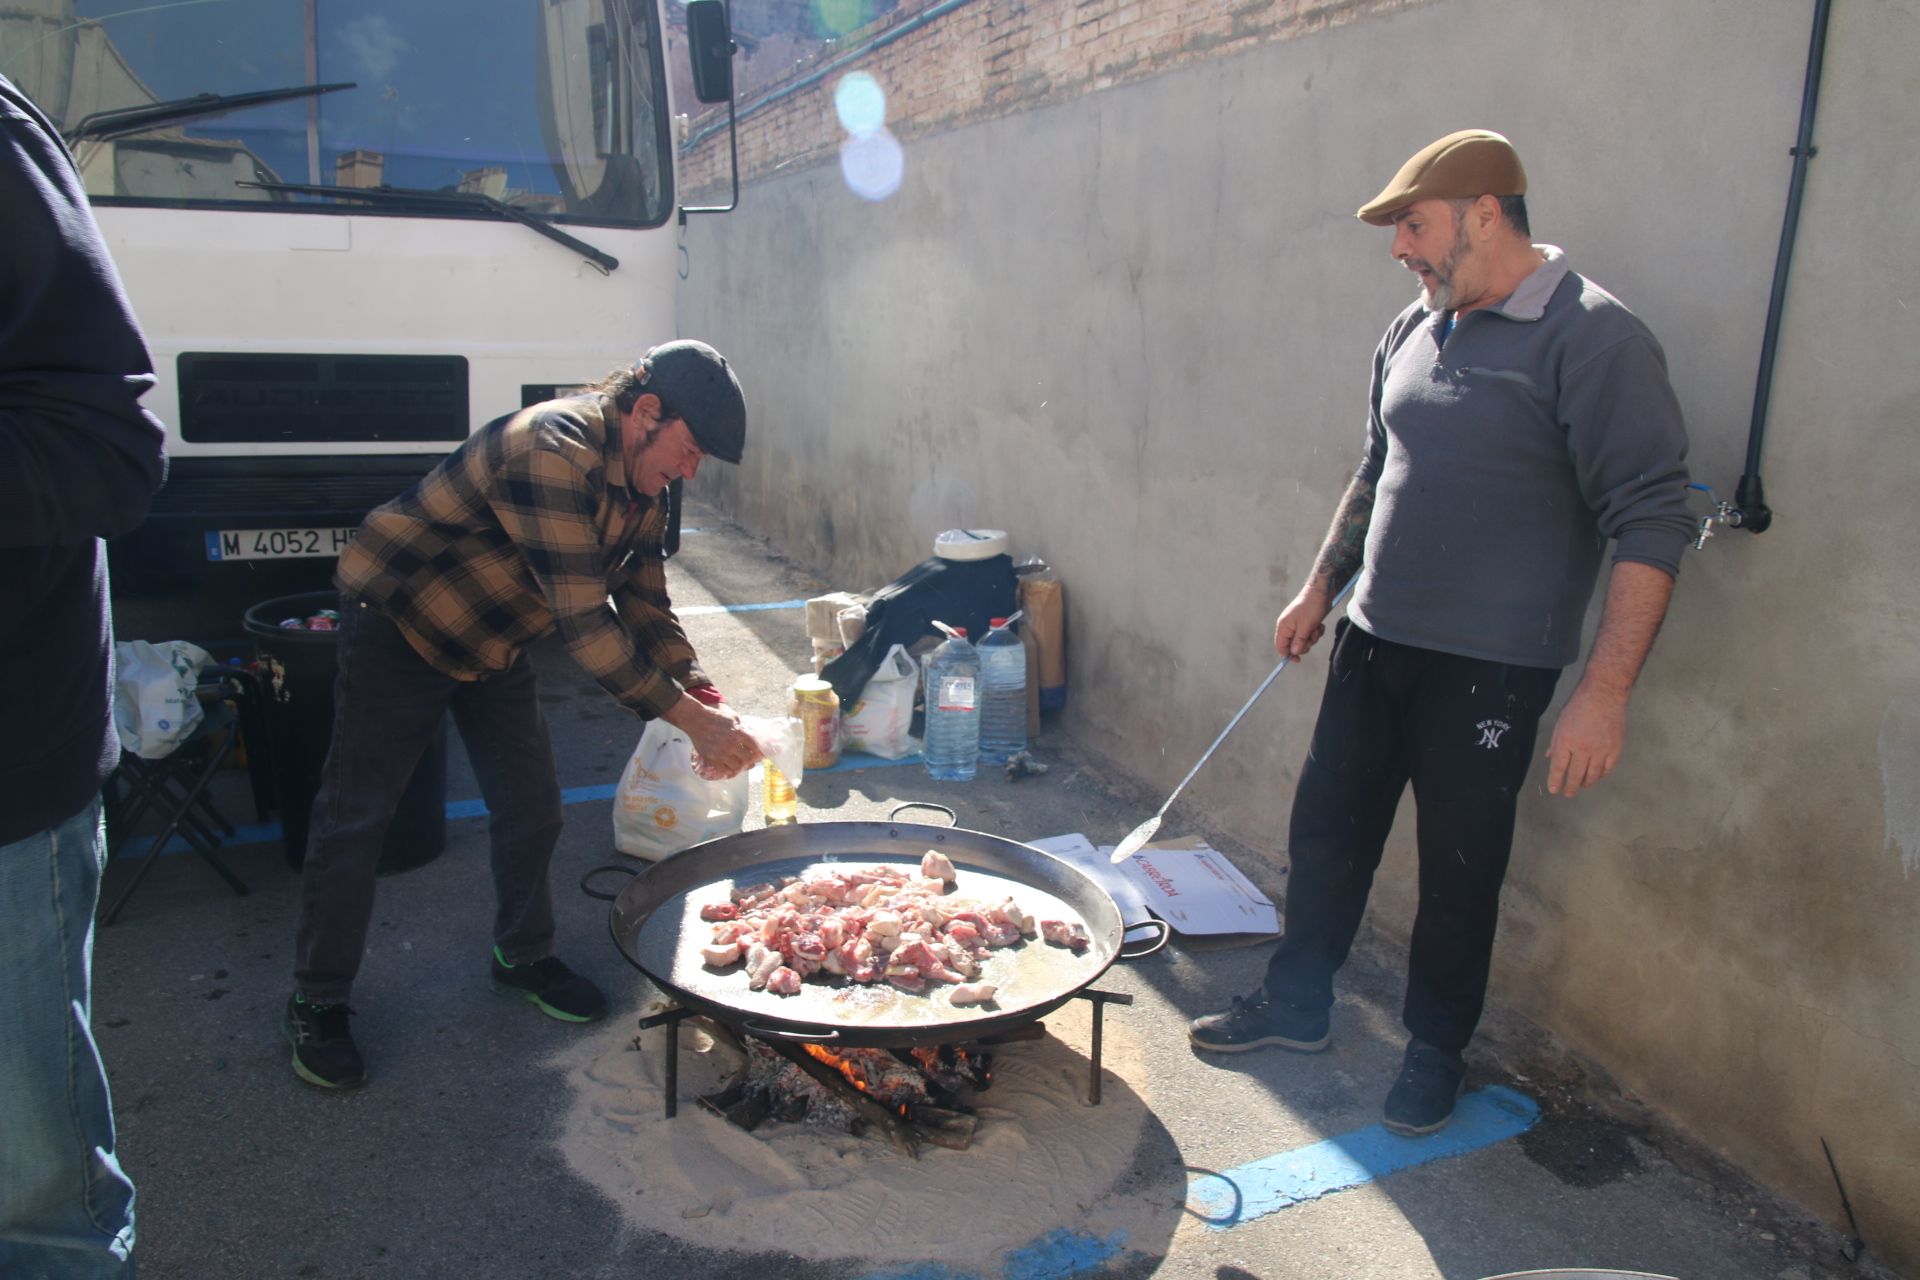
[686,0,735,105]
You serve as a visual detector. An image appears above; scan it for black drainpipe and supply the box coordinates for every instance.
[1731,0,1834,534]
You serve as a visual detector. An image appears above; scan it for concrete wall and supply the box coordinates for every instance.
[675,0,1920,1267]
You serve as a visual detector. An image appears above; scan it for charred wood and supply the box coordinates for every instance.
[765,1039,921,1157]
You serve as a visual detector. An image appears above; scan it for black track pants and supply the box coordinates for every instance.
[1263,620,1561,1053]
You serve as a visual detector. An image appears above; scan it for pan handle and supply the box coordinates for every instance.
[580,863,641,901]
[739,1019,843,1043]
[889,802,956,827]
[1118,918,1172,960]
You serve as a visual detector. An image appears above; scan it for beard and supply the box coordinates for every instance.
[622,416,674,495]
[1408,218,1473,311]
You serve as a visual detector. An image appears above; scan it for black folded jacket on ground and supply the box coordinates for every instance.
[822,554,1017,710]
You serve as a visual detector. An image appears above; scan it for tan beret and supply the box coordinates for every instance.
[1357,129,1527,226]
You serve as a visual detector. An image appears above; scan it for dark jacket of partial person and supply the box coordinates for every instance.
[0,73,167,846]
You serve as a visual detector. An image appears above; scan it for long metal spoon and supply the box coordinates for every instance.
[1109,578,1356,863]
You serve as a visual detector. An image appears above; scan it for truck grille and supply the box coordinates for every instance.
[177,352,469,444]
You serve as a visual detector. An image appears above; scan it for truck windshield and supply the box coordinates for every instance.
[1,0,673,227]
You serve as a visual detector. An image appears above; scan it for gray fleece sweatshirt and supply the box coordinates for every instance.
[1348,246,1694,670]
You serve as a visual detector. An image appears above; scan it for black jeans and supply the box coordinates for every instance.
[294,600,564,1003]
[1263,620,1561,1054]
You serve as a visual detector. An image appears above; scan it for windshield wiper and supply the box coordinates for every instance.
[65,82,356,145]
[237,180,620,275]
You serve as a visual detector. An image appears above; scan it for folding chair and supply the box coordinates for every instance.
[102,669,255,924]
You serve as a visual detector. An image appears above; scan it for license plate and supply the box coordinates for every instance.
[205,527,357,562]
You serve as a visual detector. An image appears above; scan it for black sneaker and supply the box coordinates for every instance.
[1383,1039,1468,1136]
[489,948,608,1023]
[284,994,367,1090]
[1188,990,1331,1054]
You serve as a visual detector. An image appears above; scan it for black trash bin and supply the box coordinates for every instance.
[243,591,447,874]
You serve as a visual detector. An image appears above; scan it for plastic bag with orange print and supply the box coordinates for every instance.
[612,718,749,860]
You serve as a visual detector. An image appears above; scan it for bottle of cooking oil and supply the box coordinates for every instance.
[763,760,797,824]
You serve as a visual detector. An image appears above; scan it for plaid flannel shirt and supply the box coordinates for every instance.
[335,393,708,719]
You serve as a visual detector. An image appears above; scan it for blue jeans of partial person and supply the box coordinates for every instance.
[293,599,565,1002]
[0,798,136,1278]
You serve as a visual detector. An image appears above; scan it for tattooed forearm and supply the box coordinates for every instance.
[1308,476,1374,596]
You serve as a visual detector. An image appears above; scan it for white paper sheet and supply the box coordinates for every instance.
[1114,835,1280,936]
[1025,832,1155,927]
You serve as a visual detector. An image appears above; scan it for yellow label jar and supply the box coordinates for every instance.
[791,676,841,770]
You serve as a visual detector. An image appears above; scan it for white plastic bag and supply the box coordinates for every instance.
[112,640,212,759]
[842,643,919,759]
[612,719,749,860]
[741,714,805,820]
[740,714,804,782]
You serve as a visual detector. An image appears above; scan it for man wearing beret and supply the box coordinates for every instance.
[285,340,762,1090]
[1190,131,1694,1135]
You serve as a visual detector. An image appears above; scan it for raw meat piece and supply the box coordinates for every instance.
[949,982,997,1006]
[700,940,744,967]
[1039,919,1090,952]
[893,938,966,984]
[996,899,1037,936]
[764,966,803,996]
[699,861,1057,1000]
[981,921,1023,948]
[744,941,782,989]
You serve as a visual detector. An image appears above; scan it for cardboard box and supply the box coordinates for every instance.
[805,592,865,643]
[1020,576,1066,709]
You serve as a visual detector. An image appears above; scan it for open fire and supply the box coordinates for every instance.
[695,1025,1044,1157]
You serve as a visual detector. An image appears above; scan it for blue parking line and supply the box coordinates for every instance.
[1185,1085,1540,1227]
[122,754,925,855]
[862,1229,1129,1280]
[847,1091,1536,1278]
[676,598,806,616]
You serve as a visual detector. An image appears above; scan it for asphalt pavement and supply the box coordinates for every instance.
[94,499,1892,1280]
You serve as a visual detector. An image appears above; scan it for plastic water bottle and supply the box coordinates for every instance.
[922,625,981,781]
[976,614,1028,765]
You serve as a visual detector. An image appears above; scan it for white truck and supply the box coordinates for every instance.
[1,0,735,623]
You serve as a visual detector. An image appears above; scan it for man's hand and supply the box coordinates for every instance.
[1544,560,1675,798]
[665,696,760,779]
[1544,683,1627,797]
[1274,586,1334,660]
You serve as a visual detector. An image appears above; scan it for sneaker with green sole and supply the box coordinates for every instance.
[489,948,608,1023]
[284,994,367,1090]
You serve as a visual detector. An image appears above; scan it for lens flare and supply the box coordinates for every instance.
[813,0,869,38]
[839,127,904,202]
[833,71,887,137]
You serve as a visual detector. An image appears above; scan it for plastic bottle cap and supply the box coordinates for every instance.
[951,627,968,638]
[990,617,1008,627]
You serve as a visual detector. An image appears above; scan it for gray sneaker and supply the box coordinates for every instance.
[1188,990,1331,1053]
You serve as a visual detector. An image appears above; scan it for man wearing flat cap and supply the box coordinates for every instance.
[1191,131,1694,1135]
[285,339,762,1090]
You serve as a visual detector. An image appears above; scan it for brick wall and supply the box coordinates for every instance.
[678,0,1431,200]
